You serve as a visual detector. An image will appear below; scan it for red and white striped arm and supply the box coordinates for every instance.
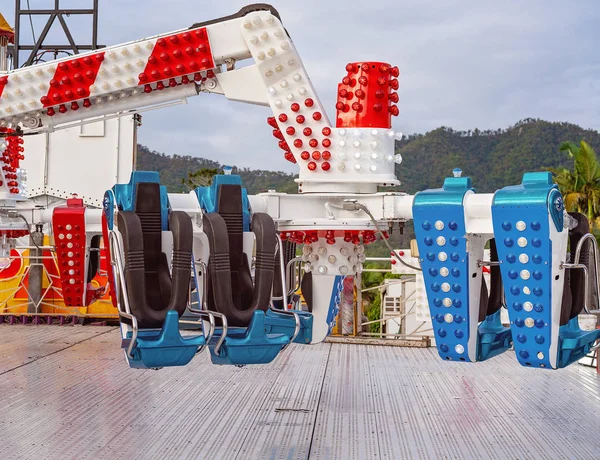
[0,5,404,191]
[0,24,217,129]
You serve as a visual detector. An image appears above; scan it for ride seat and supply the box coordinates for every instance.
[202,184,277,327]
[118,182,193,328]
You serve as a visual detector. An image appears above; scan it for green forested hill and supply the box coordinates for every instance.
[136,145,298,194]
[136,119,600,195]
[396,118,600,193]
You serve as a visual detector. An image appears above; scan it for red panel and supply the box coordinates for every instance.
[335,61,400,129]
[138,27,215,86]
[101,212,117,309]
[52,197,87,306]
[0,75,8,99]
[41,52,105,108]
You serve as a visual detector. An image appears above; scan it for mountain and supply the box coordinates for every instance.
[136,145,298,195]
[396,118,600,193]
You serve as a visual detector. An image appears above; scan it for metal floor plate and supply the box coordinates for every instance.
[0,325,598,460]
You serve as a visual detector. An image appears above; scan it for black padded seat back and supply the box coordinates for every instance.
[204,213,255,327]
[168,211,194,316]
[135,183,171,312]
[204,212,278,327]
[478,239,504,322]
[250,213,277,311]
[117,183,193,329]
[218,184,254,312]
[203,183,279,327]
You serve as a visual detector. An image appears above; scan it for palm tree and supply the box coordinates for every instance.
[549,141,600,228]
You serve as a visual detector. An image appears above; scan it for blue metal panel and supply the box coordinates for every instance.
[413,177,476,361]
[326,275,345,335]
[123,311,206,369]
[110,171,170,230]
[413,176,511,362]
[491,172,600,368]
[492,173,555,368]
[102,189,115,230]
[195,174,251,231]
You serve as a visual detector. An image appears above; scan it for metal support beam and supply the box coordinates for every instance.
[13,0,102,69]
[27,228,44,314]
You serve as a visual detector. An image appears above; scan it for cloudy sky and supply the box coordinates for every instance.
[5,0,600,172]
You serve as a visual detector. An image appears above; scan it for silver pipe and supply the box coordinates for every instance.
[561,263,590,314]
[573,233,600,311]
[285,257,302,298]
[275,235,289,309]
[189,260,227,355]
[108,230,138,359]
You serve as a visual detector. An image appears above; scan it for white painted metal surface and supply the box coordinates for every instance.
[0,325,598,460]
[21,115,136,207]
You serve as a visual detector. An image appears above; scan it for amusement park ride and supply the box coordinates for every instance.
[0,4,598,370]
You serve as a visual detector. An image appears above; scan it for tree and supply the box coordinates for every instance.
[181,167,220,190]
[549,140,600,228]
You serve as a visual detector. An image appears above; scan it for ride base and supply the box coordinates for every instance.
[0,324,598,459]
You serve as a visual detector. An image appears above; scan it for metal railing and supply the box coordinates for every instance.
[189,260,226,356]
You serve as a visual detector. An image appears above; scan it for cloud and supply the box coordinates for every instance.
[6,0,600,172]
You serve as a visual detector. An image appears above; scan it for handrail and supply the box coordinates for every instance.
[189,259,228,355]
[187,259,212,354]
[275,234,289,309]
[562,232,600,315]
[285,257,303,298]
[573,233,600,314]
[273,235,300,350]
[477,260,501,267]
[108,230,138,359]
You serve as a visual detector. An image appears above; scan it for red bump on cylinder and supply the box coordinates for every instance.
[335,61,398,128]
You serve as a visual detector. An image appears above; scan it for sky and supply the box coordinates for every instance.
[4,0,600,172]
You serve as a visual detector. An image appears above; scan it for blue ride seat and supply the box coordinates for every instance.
[201,181,307,365]
[413,175,512,362]
[124,311,206,369]
[208,311,290,365]
[265,308,314,344]
[492,172,600,369]
[113,178,206,369]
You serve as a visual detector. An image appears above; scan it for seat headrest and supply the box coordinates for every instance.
[134,182,163,215]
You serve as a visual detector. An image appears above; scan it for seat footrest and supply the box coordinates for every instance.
[558,320,600,368]
[122,310,205,369]
[208,310,290,365]
[265,309,313,344]
[478,312,513,361]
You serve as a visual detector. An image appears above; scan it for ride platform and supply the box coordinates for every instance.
[0,325,598,459]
